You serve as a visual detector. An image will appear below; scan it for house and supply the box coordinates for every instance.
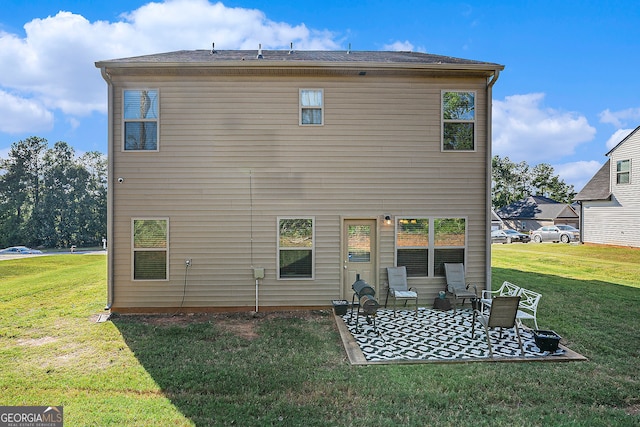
[491,209,505,231]
[574,125,640,248]
[495,195,579,232]
[95,48,503,313]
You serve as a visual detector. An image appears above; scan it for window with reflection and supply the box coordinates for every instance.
[442,91,475,151]
[396,218,429,277]
[278,217,314,279]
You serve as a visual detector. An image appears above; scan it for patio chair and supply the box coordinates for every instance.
[515,288,541,330]
[384,266,418,317]
[443,263,478,312]
[472,296,524,357]
[480,281,520,314]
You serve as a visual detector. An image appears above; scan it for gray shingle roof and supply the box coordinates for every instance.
[496,196,578,220]
[574,160,611,201]
[96,49,503,70]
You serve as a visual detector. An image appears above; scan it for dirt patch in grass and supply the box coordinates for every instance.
[114,310,331,341]
[16,336,57,346]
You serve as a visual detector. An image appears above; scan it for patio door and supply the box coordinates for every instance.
[342,219,377,300]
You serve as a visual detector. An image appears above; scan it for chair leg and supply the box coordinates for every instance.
[514,325,525,356]
[384,288,390,308]
[471,311,477,335]
[483,324,494,357]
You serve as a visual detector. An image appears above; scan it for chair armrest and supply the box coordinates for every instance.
[466,283,478,295]
[481,289,496,300]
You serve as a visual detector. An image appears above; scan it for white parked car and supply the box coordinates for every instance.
[531,225,580,243]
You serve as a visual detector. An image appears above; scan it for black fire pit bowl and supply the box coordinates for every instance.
[533,330,561,352]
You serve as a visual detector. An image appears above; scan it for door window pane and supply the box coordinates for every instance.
[348,225,371,262]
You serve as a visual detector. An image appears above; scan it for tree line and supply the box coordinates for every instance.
[492,155,576,209]
[0,136,107,249]
[0,137,576,249]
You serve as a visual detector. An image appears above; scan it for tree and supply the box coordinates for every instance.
[492,155,576,208]
[0,137,107,248]
[0,137,47,247]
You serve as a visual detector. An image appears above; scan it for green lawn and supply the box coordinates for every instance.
[0,247,638,426]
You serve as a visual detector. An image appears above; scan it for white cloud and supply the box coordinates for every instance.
[553,160,603,192]
[0,90,54,133]
[492,93,596,163]
[599,107,640,127]
[383,40,414,51]
[0,0,340,120]
[604,128,634,150]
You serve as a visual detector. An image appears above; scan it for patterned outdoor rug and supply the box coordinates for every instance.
[336,307,586,364]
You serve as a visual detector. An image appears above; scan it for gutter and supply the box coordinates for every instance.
[99,66,115,311]
[485,69,501,293]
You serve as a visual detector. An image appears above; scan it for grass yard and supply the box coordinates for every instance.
[0,246,639,426]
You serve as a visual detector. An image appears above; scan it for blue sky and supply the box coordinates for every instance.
[1,0,639,191]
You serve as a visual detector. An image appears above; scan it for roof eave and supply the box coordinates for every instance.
[95,59,503,75]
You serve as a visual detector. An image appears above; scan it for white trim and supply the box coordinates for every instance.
[277,216,316,280]
[122,88,160,152]
[131,217,169,281]
[616,159,631,185]
[395,216,468,277]
[441,90,477,152]
[299,88,324,126]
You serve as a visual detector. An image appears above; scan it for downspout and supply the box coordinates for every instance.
[100,66,115,311]
[485,69,501,294]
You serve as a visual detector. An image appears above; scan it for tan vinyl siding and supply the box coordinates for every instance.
[108,72,490,310]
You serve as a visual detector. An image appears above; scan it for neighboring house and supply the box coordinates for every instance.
[574,125,640,248]
[496,195,579,232]
[491,209,505,231]
[95,49,503,313]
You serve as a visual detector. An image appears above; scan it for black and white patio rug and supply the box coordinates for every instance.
[339,307,572,363]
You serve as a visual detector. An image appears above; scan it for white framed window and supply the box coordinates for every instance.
[616,159,630,184]
[442,91,476,151]
[278,217,315,279]
[396,218,429,277]
[300,89,323,125]
[395,217,466,277]
[132,218,168,280]
[123,89,159,151]
[433,218,466,276]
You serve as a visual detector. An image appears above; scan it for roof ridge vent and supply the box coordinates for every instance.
[257,43,263,59]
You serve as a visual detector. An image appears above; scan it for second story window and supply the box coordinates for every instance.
[442,91,475,151]
[300,89,323,125]
[124,89,159,151]
[616,159,630,184]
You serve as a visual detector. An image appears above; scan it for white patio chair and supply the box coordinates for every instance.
[516,288,541,330]
[480,281,520,314]
[384,266,418,317]
[444,263,478,312]
[472,296,524,357]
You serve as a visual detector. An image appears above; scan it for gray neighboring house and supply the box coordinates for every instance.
[95,49,504,313]
[495,195,579,232]
[574,125,640,248]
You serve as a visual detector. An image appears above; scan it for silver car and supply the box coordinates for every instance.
[531,225,580,243]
